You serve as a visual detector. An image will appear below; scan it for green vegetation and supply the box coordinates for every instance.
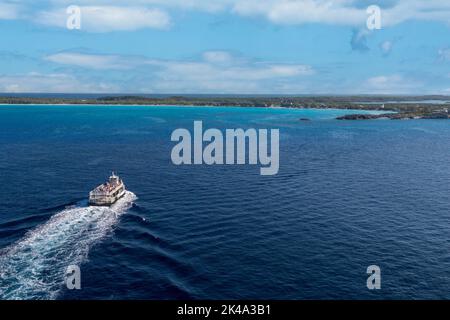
[1,95,449,119]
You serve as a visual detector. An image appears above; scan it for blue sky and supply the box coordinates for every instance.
[0,0,450,94]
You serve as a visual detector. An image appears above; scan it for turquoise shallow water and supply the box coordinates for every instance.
[0,105,449,299]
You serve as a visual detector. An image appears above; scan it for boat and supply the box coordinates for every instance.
[89,172,126,206]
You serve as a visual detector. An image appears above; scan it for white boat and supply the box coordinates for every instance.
[89,172,126,206]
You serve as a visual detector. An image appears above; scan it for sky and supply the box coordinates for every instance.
[0,0,450,94]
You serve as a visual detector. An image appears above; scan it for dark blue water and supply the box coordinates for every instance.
[0,105,449,300]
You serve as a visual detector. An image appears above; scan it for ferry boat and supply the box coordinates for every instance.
[89,172,126,206]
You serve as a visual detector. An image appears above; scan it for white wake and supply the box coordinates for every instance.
[0,191,137,300]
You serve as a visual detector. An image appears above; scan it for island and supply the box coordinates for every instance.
[0,94,449,120]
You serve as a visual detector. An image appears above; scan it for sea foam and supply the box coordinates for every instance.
[0,191,137,300]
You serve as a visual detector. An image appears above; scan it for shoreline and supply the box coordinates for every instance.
[337,112,450,120]
[0,102,387,110]
[0,103,391,119]
[0,102,389,111]
[0,95,448,120]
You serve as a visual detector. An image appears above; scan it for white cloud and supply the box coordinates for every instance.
[157,60,314,82]
[438,48,450,61]
[42,50,314,93]
[39,0,234,13]
[45,52,137,69]
[202,51,235,64]
[0,2,20,19]
[381,1,450,26]
[107,0,450,27]
[5,1,450,30]
[232,0,366,26]
[45,50,314,77]
[232,0,450,27]
[36,6,171,32]
[128,0,231,12]
[380,41,393,55]
[364,74,422,94]
[0,72,118,93]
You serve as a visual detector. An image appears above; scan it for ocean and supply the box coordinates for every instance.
[0,105,449,300]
